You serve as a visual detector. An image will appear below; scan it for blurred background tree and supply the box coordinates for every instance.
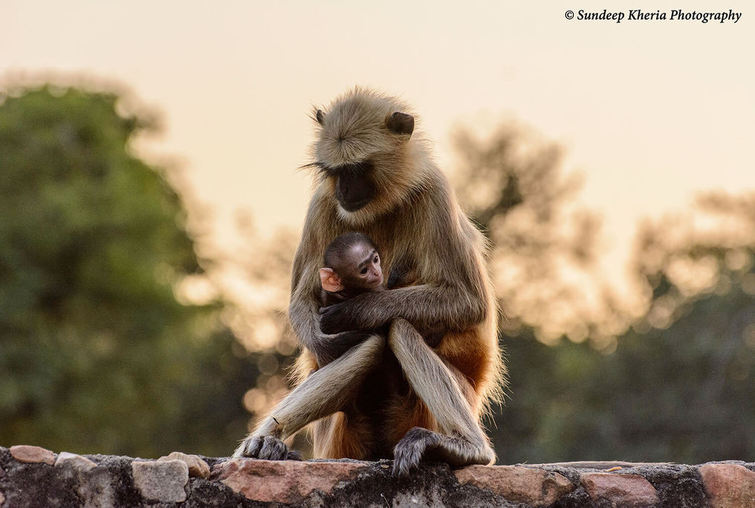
[492,193,754,463]
[1,82,752,464]
[0,85,259,457]
[451,125,754,463]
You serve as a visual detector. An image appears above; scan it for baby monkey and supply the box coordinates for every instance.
[319,232,384,306]
[317,232,442,367]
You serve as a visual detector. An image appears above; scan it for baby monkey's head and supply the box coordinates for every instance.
[320,232,383,294]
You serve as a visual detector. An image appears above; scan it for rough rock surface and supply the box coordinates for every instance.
[699,463,755,508]
[55,452,98,472]
[0,446,752,507]
[9,445,56,465]
[215,458,366,503]
[581,472,660,506]
[158,451,211,479]
[455,465,574,505]
[132,459,189,503]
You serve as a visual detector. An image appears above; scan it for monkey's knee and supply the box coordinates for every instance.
[388,318,422,348]
[389,318,415,336]
[365,333,386,352]
[354,333,385,360]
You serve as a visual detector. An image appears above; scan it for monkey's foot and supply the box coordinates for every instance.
[233,435,301,461]
[392,427,495,476]
[391,427,440,477]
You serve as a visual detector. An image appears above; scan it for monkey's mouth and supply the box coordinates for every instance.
[339,197,372,212]
[335,162,376,212]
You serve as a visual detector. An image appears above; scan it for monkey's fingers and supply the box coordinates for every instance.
[319,302,353,334]
[233,435,263,458]
[258,435,290,460]
[234,434,291,460]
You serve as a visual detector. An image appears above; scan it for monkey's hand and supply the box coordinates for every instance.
[233,434,301,461]
[233,417,302,461]
[319,286,465,335]
[309,329,374,367]
[318,293,383,334]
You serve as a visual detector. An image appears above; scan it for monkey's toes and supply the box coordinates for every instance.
[392,427,431,477]
[392,446,422,477]
[286,449,303,460]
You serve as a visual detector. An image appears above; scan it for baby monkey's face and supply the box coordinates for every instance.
[341,242,383,290]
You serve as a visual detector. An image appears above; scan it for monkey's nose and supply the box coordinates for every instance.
[371,271,383,286]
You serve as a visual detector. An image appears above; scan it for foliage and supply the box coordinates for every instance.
[496,260,754,463]
[452,124,621,343]
[455,122,755,462]
[0,85,256,457]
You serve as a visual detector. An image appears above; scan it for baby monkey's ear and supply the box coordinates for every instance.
[319,268,344,292]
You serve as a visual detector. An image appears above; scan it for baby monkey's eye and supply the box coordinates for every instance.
[374,255,379,264]
[360,267,368,275]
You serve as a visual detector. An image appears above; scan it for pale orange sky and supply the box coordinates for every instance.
[2,0,753,302]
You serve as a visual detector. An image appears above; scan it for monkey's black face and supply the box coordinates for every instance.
[330,161,376,211]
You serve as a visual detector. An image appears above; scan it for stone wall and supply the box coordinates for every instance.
[0,446,752,507]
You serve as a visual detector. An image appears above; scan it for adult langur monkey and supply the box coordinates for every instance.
[234,88,504,476]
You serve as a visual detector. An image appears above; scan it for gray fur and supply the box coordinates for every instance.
[234,88,504,475]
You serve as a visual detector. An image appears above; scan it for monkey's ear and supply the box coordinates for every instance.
[314,109,326,126]
[319,268,344,292]
[386,112,414,137]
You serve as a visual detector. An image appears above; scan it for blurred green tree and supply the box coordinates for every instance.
[0,85,257,457]
[452,121,755,463]
[451,123,622,344]
[591,193,755,462]
[500,195,755,463]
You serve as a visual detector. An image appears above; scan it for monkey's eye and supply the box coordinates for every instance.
[360,267,368,275]
[373,255,379,264]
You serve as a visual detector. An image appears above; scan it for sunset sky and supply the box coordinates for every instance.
[2,0,753,301]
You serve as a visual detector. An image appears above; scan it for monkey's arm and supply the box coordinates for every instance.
[320,185,489,334]
[320,237,488,334]
[319,283,484,334]
[316,329,376,366]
